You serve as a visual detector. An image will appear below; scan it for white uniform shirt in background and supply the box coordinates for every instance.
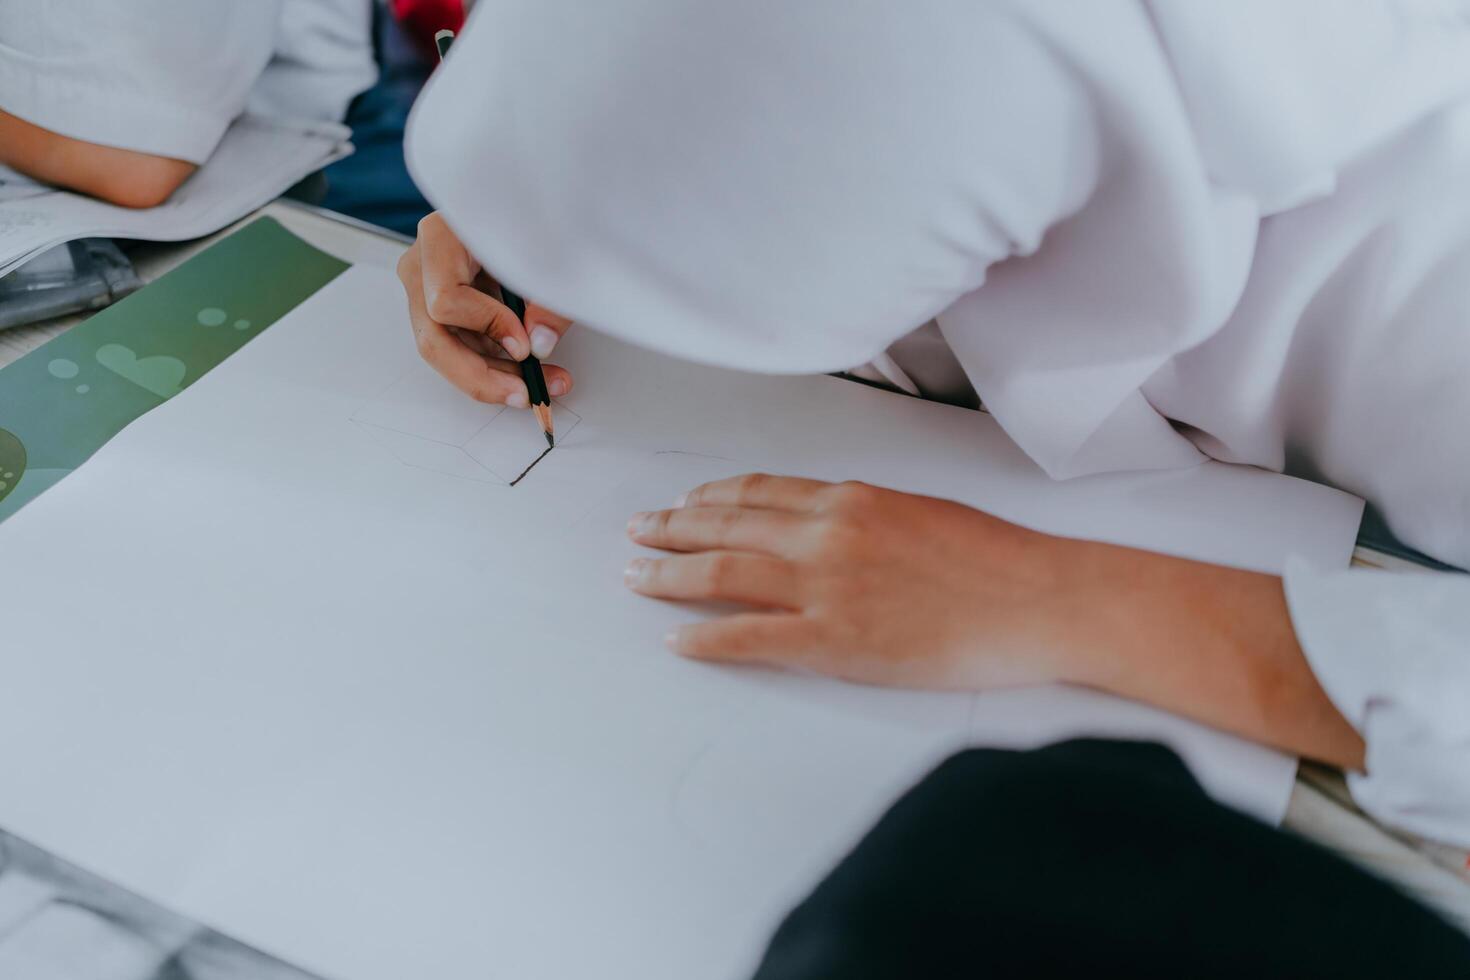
[0,0,375,164]
[408,0,1470,846]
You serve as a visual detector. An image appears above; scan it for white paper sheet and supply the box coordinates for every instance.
[0,265,1364,980]
[0,116,350,279]
[0,165,48,204]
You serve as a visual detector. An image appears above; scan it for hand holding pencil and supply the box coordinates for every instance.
[392,27,566,446]
[396,213,573,444]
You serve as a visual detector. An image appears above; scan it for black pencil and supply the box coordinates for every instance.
[434,29,555,448]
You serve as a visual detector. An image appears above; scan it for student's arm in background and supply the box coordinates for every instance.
[0,0,285,207]
[0,108,194,209]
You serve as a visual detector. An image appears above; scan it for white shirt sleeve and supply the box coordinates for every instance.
[1271,100,1470,848]
[1286,563,1470,848]
[0,0,284,163]
[247,0,377,127]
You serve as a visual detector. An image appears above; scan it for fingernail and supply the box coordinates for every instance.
[627,512,655,537]
[548,377,568,397]
[673,492,688,508]
[501,335,527,360]
[530,325,559,359]
[624,559,648,587]
[506,390,529,409]
[663,629,682,651]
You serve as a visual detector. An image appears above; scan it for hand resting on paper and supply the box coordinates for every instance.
[625,473,1366,771]
[397,211,575,408]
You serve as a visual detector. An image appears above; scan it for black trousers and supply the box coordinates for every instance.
[752,739,1470,978]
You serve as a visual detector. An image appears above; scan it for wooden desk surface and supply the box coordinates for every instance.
[3,201,1466,934]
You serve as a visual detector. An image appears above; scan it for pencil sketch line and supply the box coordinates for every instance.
[651,450,739,463]
[349,420,510,486]
[348,417,482,451]
[463,408,508,445]
[509,446,553,487]
[397,459,504,487]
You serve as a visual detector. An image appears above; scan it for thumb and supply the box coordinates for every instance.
[524,304,574,359]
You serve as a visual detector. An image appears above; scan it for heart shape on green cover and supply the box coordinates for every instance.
[96,344,186,399]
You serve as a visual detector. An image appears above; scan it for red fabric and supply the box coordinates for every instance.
[390,0,466,63]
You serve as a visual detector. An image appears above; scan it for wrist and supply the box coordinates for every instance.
[1038,539,1365,768]
[961,530,1133,690]
[1042,538,1156,692]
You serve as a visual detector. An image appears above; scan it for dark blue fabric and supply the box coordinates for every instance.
[753,739,1470,979]
[317,7,434,237]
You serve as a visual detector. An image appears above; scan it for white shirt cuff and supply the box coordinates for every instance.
[1284,556,1470,848]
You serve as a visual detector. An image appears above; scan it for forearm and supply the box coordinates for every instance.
[1058,540,1366,770]
[0,108,195,208]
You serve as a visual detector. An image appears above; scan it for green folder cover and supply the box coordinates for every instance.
[0,218,348,522]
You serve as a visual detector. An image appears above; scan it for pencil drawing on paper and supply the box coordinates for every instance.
[350,360,579,485]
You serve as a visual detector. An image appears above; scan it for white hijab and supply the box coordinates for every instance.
[406,0,1470,479]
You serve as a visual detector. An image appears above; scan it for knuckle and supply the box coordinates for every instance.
[702,553,737,591]
[413,329,436,360]
[715,508,744,537]
[832,480,876,506]
[737,472,770,499]
[488,309,517,341]
[416,213,441,237]
[826,481,880,517]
